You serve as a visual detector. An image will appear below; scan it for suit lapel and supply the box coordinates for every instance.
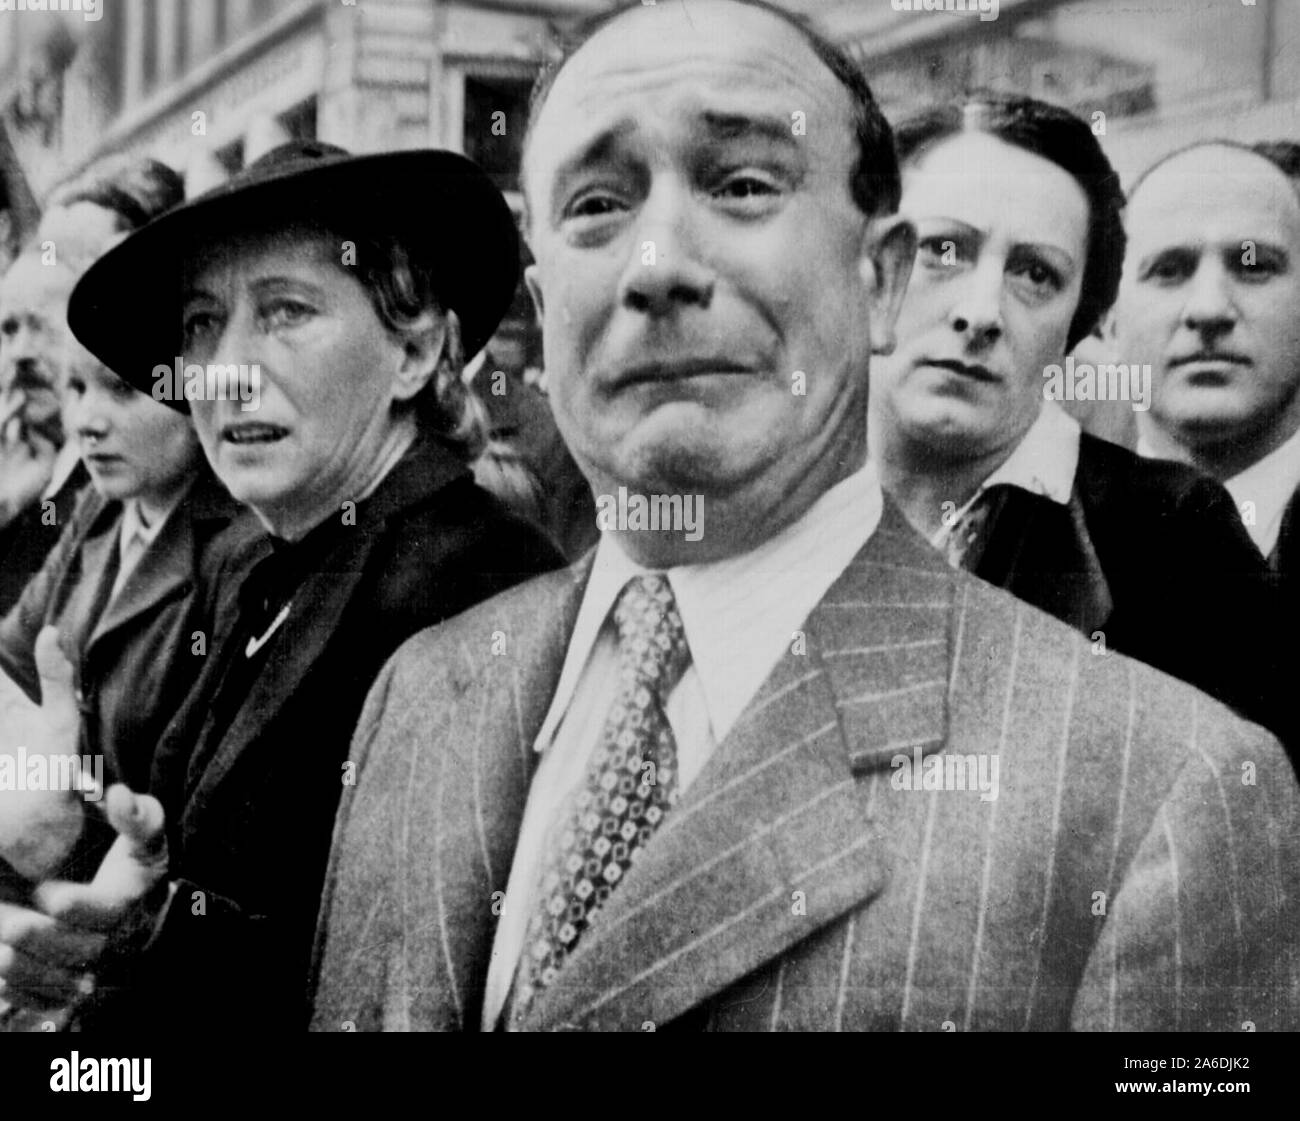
[522,504,955,1030]
[87,503,193,654]
[402,556,594,1030]
[182,527,372,806]
[57,512,119,662]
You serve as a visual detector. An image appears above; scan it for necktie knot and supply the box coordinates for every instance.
[611,573,691,697]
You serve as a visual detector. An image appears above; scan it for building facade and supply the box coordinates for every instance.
[0,0,1295,342]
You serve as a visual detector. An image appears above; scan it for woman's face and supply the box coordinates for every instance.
[180,229,423,531]
[64,347,201,508]
[872,131,1090,462]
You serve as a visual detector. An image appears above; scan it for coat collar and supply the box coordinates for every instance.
[180,432,474,810]
[89,471,242,652]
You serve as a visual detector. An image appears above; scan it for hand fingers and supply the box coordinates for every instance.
[34,625,75,688]
[0,900,106,968]
[32,788,168,931]
[33,626,81,751]
[104,786,167,868]
[0,941,87,1011]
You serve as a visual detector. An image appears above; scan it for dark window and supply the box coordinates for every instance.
[279,97,317,142]
[214,137,245,176]
[462,75,533,195]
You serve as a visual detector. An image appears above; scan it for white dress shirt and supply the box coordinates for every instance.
[482,458,884,1029]
[1139,424,1300,559]
[930,401,1081,552]
[109,494,182,602]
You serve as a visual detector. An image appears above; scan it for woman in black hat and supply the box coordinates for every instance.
[0,142,563,1031]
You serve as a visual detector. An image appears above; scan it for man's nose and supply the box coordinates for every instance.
[947,257,1004,349]
[11,356,52,391]
[617,183,716,317]
[1182,259,1237,337]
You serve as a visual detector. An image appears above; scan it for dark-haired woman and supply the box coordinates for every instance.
[869,94,1289,747]
[0,142,563,1030]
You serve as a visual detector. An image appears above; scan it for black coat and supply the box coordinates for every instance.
[967,434,1291,751]
[0,462,90,618]
[80,432,564,1031]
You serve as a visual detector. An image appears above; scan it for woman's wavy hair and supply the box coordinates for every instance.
[342,230,489,463]
[892,92,1126,351]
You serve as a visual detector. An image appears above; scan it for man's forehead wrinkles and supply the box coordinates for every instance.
[554,37,841,122]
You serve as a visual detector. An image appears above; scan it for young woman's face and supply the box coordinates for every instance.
[64,347,201,507]
[872,132,1091,462]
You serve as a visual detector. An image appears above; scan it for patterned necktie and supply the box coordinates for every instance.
[944,485,1012,570]
[508,573,692,1023]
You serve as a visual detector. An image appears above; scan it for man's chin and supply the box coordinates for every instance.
[1157,398,1263,446]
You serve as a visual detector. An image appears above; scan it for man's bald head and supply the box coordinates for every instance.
[520,0,899,231]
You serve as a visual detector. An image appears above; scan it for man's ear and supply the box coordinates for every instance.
[524,263,545,326]
[392,310,454,403]
[859,215,916,356]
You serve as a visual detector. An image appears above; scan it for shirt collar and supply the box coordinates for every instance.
[1138,423,1300,557]
[1222,424,1300,556]
[120,488,186,553]
[535,458,884,753]
[931,401,1080,548]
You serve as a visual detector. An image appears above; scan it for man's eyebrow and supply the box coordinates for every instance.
[698,111,800,148]
[551,121,636,184]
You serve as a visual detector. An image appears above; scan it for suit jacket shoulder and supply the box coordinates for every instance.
[312,511,1300,1032]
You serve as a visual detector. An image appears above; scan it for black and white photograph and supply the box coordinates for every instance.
[0,0,1297,1090]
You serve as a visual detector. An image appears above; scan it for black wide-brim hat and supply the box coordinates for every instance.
[67,140,520,410]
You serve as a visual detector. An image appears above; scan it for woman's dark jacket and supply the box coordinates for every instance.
[80,432,564,1030]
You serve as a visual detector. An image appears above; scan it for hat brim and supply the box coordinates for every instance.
[67,149,520,412]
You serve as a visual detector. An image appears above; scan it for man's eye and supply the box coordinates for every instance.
[917,237,960,266]
[66,376,85,396]
[711,173,782,210]
[715,175,776,198]
[0,319,17,337]
[565,191,625,220]
[1233,254,1284,281]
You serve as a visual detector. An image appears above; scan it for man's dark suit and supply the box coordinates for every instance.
[969,434,1290,749]
[310,503,1300,1031]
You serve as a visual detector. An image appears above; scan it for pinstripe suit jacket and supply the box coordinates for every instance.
[310,502,1300,1031]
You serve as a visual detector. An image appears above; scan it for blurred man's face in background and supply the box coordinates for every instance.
[0,251,77,445]
[1115,146,1300,463]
